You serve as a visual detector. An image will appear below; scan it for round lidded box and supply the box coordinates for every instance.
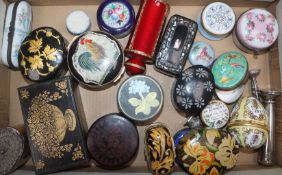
[66,10,91,35]
[201,100,230,129]
[172,65,215,115]
[216,85,245,104]
[87,113,139,169]
[19,27,67,82]
[189,41,216,67]
[227,97,269,150]
[117,75,163,122]
[198,2,236,40]
[97,0,135,38]
[233,8,279,54]
[67,31,124,88]
[212,51,248,90]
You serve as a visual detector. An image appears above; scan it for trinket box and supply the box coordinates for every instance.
[201,100,230,129]
[212,52,248,90]
[18,76,89,175]
[87,113,139,170]
[175,128,239,175]
[1,0,32,69]
[154,15,197,76]
[67,31,124,88]
[144,123,175,175]
[227,97,269,150]
[188,41,215,67]
[172,65,215,115]
[216,85,245,104]
[0,127,29,174]
[18,27,67,82]
[66,10,91,35]
[198,2,236,40]
[233,8,279,54]
[97,0,135,38]
[117,75,163,122]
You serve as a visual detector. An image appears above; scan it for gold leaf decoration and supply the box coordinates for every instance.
[20,89,29,99]
[43,45,57,61]
[47,63,54,72]
[28,55,44,71]
[35,160,45,170]
[72,144,85,161]
[55,80,68,96]
[28,38,43,53]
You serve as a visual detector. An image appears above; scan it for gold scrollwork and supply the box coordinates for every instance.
[55,80,69,96]
[20,89,29,99]
[35,160,45,170]
[72,144,85,161]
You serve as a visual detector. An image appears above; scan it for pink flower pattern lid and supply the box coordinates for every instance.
[236,9,279,50]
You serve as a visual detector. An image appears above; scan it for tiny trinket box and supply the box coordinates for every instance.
[154,15,197,77]
[197,2,236,41]
[18,27,67,82]
[68,31,124,89]
[172,65,215,115]
[66,10,91,35]
[87,113,139,170]
[1,0,32,69]
[233,8,279,54]
[18,76,89,175]
[97,0,135,38]
[144,123,175,175]
[216,85,245,104]
[212,51,248,90]
[117,75,163,122]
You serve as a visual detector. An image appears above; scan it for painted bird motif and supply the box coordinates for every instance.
[197,46,213,61]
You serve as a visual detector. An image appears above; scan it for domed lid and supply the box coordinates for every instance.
[216,85,245,104]
[212,52,248,90]
[236,8,279,50]
[87,114,139,169]
[66,10,91,35]
[19,27,66,82]
[189,42,216,67]
[172,65,215,115]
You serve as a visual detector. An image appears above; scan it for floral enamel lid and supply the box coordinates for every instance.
[189,42,216,67]
[172,65,215,115]
[212,52,248,90]
[117,75,164,122]
[236,8,279,50]
[202,2,236,36]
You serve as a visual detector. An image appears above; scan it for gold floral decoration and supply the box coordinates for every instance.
[72,144,85,161]
[20,89,29,99]
[35,160,45,170]
[55,80,68,96]
[215,135,239,169]
[206,129,221,146]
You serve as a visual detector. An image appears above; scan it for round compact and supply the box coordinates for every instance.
[189,42,216,67]
[87,114,139,169]
[117,75,163,122]
[216,85,245,104]
[233,8,279,54]
[198,2,236,40]
[172,65,215,115]
[212,52,248,90]
[67,31,124,88]
[19,27,67,82]
[201,100,230,129]
[0,127,29,174]
[97,0,135,38]
[66,10,91,35]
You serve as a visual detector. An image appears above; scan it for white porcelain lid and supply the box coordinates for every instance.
[236,8,279,50]
[202,2,235,35]
[216,85,245,104]
[66,10,90,35]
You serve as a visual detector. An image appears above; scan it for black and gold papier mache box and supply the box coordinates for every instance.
[18,76,89,175]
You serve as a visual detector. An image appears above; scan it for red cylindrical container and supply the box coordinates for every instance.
[125,0,169,64]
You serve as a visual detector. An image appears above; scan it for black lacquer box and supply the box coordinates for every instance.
[154,15,197,77]
[18,76,89,175]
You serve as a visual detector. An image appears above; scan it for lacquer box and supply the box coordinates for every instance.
[18,76,89,175]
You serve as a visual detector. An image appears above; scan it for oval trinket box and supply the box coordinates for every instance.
[117,75,163,122]
[19,27,67,82]
[87,113,139,169]
[233,8,279,54]
[227,97,269,150]
[212,51,248,90]
[66,10,91,35]
[189,41,216,67]
[172,65,215,115]
[201,100,230,129]
[144,123,175,175]
[68,31,124,88]
[97,0,135,38]
[216,85,245,104]
[176,128,239,175]
[198,2,236,40]
[0,127,29,174]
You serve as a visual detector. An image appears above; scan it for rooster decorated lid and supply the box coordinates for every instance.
[67,31,124,88]
[212,52,248,90]
[189,42,216,67]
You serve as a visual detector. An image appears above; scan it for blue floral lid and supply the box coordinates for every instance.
[97,0,135,38]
